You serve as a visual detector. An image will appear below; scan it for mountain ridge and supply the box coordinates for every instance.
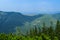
[0,11,43,33]
[0,11,60,33]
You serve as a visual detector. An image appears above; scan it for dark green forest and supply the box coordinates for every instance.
[0,20,60,40]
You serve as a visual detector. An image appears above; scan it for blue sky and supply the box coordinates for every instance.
[0,0,60,14]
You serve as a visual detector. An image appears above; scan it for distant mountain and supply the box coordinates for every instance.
[53,13,60,20]
[31,15,57,27]
[0,11,43,33]
[0,11,60,33]
[22,13,60,33]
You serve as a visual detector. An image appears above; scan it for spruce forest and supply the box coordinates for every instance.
[0,20,60,40]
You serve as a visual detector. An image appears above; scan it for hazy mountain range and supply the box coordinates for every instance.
[0,11,60,33]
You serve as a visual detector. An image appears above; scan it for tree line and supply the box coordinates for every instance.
[0,20,60,40]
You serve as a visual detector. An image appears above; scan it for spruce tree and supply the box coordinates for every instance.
[34,26,38,36]
[38,27,41,36]
[42,22,48,35]
[29,28,34,37]
[55,20,60,40]
[48,21,54,40]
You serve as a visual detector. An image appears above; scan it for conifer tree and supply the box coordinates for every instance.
[42,22,48,34]
[55,20,60,40]
[48,21,54,40]
[34,26,38,36]
[38,27,41,36]
[29,28,34,37]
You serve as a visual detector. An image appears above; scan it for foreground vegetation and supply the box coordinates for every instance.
[0,20,60,40]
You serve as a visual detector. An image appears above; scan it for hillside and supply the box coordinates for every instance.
[0,11,60,33]
[0,11,43,33]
